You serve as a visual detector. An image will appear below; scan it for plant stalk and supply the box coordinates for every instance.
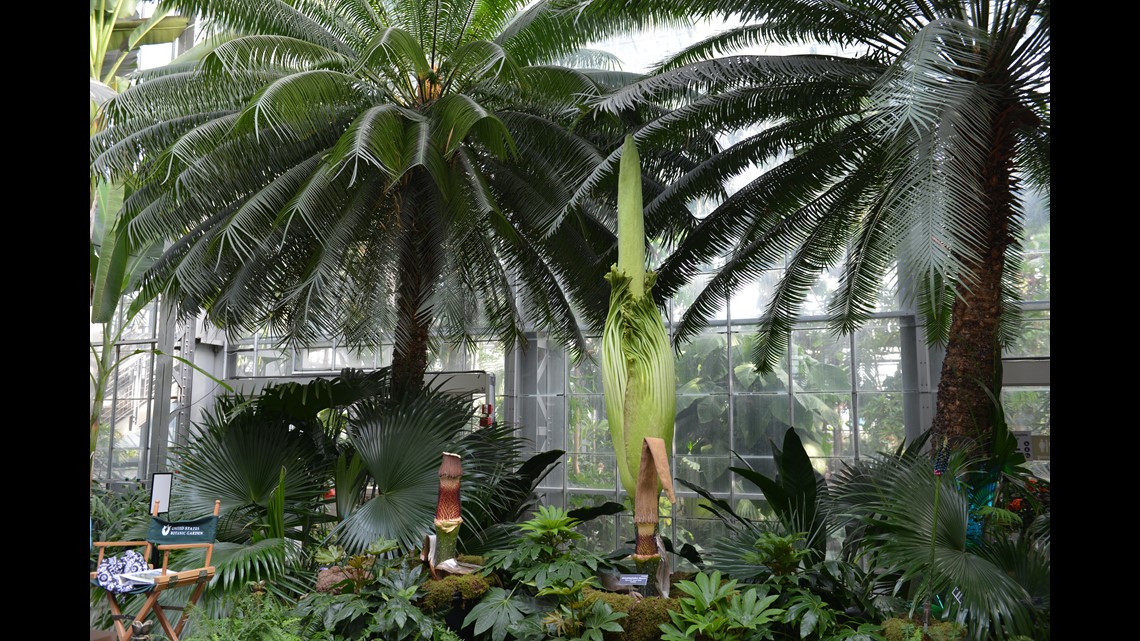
[434,452,463,562]
[919,473,943,630]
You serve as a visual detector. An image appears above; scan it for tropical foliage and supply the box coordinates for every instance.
[89,1,1051,640]
[680,426,1049,640]
[589,0,1049,452]
[89,0,198,487]
[149,368,563,618]
[87,0,706,399]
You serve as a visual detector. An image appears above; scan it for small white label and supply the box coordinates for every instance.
[618,574,649,586]
[1011,432,1034,460]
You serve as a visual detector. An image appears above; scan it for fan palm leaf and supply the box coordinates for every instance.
[829,443,1040,639]
[333,390,474,551]
[171,401,330,543]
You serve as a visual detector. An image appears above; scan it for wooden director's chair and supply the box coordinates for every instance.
[91,499,221,641]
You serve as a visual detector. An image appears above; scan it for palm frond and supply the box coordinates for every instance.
[664,123,874,346]
[551,47,623,70]
[830,445,1039,640]
[653,23,779,73]
[596,54,879,115]
[210,538,289,595]
[494,0,688,67]
[354,26,432,94]
[91,111,235,183]
[198,34,354,77]
[441,39,520,95]
[869,19,996,288]
[101,69,280,129]
[164,0,354,55]
[430,93,516,159]
[171,415,329,541]
[233,69,373,141]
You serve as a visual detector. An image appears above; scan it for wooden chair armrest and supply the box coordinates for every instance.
[93,541,148,548]
[149,566,216,588]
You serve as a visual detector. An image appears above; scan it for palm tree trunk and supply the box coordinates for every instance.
[391,176,439,400]
[931,101,1029,453]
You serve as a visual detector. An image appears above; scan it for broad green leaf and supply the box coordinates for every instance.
[91,216,130,323]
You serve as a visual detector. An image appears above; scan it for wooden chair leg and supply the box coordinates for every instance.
[171,582,209,639]
[152,599,182,641]
[101,592,131,641]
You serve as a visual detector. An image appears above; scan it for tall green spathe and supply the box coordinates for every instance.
[602,136,676,554]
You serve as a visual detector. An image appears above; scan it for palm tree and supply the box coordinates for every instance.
[587,0,1049,453]
[89,0,689,399]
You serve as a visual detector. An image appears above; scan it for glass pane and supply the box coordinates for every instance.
[230,350,256,377]
[111,443,142,481]
[377,343,394,367]
[731,456,778,496]
[1006,310,1049,358]
[855,319,904,391]
[798,392,852,456]
[257,348,291,376]
[524,394,566,490]
[732,394,791,457]
[1001,387,1050,434]
[1021,250,1050,302]
[800,262,844,317]
[675,394,729,456]
[756,269,783,318]
[673,454,731,494]
[1019,189,1050,303]
[532,338,567,395]
[429,341,464,371]
[730,330,790,391]
[672,517,729,560]
[338,346,376,369]
[120,299,158,340]
[874,262,901,312]
[615,513,635,551]
[567,453,618,490]
[792,392,853,458]
[729,278,763,322]
[569,493,619,553]
[670,272,726,325]
[857,392,907,456]
[299,346,334,372]
[469,341,505,386]
[567,394,611,455]
[569,337,602,395]
[675,332,729,394]
[792,325,850,392]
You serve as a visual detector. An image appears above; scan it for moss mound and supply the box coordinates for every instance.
[880,617,966,641]
[419,574,492,613]
[583,588,680,641]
